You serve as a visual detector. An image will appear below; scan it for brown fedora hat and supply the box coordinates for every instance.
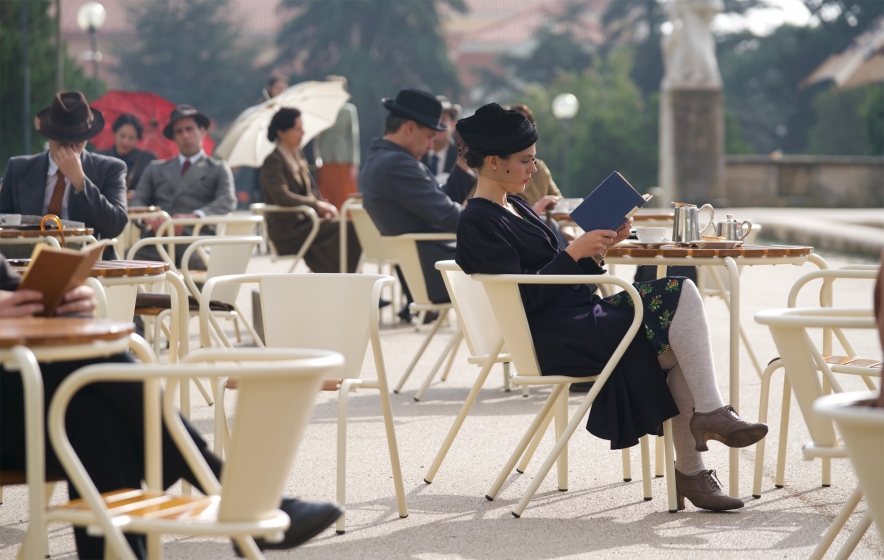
[36,91,105,142]
[163,105,212,139]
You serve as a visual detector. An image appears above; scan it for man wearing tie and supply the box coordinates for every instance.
[420,95,461,184]
[0,91,128,259]
[129,105,236,267]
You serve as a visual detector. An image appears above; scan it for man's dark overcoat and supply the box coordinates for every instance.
[359,138,474,302]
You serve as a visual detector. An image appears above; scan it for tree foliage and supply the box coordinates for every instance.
[518,49,659,197]
[114,0,263,127]
[276,0,466,158]
[1,0,95,165]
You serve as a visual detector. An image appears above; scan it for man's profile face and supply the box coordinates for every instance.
[406,121,436,160]
[172,117,206,158]
[435,114,453,144]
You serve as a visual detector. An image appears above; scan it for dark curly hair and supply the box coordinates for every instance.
[112,113,144,139]
[267,107,302,142]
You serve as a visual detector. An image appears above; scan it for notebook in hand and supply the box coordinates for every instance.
[17,243,104,316]
[569,171,652,232]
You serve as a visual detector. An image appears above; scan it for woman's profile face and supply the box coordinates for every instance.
[486,145,537,191]
[114,124,139,156]
[277,117,304,147]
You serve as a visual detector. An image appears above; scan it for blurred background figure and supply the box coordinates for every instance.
[421,95,461,183]
[263,74,289,102]
[97,113,157,198]
[314,75,360,209]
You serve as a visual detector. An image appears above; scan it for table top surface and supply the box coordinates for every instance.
[549,211,674,221]
[0,227,94,238]
[127,206,162,215]
[0,318,135,348]
[9,259,170,278]
[606,244,813,259]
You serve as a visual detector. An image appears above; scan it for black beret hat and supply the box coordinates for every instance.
[455,102,538,157]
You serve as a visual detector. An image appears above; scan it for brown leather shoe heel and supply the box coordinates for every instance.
[675,468,744,511]
[690,405,768,452]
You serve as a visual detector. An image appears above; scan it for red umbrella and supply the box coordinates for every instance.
[90,90,215,160]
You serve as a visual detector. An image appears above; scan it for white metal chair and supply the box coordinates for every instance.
[44,347,343,560]
[755,307,878,559]
[815,391,884,549]
[128,235,264,352]
[199,273,408,534]
[384,233,462,399]
[250,203,320,272]
[753,265,881,497]
[425,262,654,496]
[473,273,677,517]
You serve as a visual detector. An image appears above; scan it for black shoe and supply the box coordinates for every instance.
[233,498,343,556]
[379,299,391,308]
[569,381,595,393]
[422,310,439,324]
[398,305,413,323]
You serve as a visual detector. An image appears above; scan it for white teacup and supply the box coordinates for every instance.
[0,214,22,226]
[635,227,667,243]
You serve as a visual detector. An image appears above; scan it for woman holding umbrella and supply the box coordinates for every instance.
[97,114,157,196]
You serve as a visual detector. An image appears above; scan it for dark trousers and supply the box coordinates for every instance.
[0,353,222,559]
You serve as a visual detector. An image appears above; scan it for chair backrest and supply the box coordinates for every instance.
[184,237,262,305]
[387,236,431,305]
[437,261,505,358]
[259,274,390,379]
[348,205,398,263]
[473,275,543,376]
[757,308,876,453]
[216,217,263,237]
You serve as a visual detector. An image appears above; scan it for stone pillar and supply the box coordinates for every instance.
[659,0,728,206]
[659,89,726,204]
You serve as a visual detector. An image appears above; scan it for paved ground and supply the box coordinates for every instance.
[1,246,881,559]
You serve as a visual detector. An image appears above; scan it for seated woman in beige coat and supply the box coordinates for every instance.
[260,108,361,273]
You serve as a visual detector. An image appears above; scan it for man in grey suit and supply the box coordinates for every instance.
[129,105,236,267]
[360,89,474,313]
[0,91,127,260]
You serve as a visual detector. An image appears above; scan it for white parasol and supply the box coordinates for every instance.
[215,80,350,168]
[801,16,884,90]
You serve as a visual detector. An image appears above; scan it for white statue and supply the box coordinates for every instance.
[661,0,723,90]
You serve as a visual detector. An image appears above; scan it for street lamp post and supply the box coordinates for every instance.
[551,93,579,197]
[76,2,106,97]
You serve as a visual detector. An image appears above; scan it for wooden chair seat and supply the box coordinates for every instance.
[0,470,65,485]
[133,292,234,316]
[54,488,215,522]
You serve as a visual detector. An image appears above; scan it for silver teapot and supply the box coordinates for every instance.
[671,202,715,243]
[712,214,753,241]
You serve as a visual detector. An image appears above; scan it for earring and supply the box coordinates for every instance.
[493,166,497,170]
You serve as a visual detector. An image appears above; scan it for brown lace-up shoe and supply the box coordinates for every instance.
[675,468,744,511]
[690,405,768,452]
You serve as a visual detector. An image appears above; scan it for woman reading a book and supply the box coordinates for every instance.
[454,103,767,512]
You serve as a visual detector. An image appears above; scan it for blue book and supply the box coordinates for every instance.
[568,171,652,232]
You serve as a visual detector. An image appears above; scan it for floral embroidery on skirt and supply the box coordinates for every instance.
[603,277,684,355]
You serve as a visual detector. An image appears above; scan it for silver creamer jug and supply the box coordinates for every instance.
[672,202,715,243]
[713,214,753,241]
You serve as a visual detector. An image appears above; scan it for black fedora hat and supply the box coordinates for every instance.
[381,88,447,131]
[163,105,212,139]
[36,91,105,142]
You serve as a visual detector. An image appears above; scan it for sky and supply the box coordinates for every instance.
[712,0,818,36]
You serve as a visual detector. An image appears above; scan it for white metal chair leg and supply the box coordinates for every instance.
[232,316,242,343]
[414,328,462,401]
[213,378,227,458]
[655,435,665,477]
[232,536,263,560]
[336,379,358,534]
[555,388,569,491]
[394,308,448,393]
[776,376,792,488]
[503,364,512,392]
[622,448,631,482]
[193,378,214,406]
[663,419,677,513]
[487,385,565,501]
[517,408,554,474]
[641,435,653,500]
[810,485,863,560]
[439,335,459,382]
[833,510,873,560]
[425,339,503,483]
[754,359,782,497]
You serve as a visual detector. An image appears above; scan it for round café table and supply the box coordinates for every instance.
[0,227,97,252]
[0,318,162,559]
[603,243,827,498]
[119,207,169,254]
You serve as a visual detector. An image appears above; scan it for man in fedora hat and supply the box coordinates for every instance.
[360,88,475,316]
[420,95,461,180]
[0,91,127,259]
[129,104,236,267]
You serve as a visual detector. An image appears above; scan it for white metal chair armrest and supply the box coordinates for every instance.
[386,233,457,241]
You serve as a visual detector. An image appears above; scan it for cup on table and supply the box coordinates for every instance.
[635,227,667,243]
[0,214,22,226]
